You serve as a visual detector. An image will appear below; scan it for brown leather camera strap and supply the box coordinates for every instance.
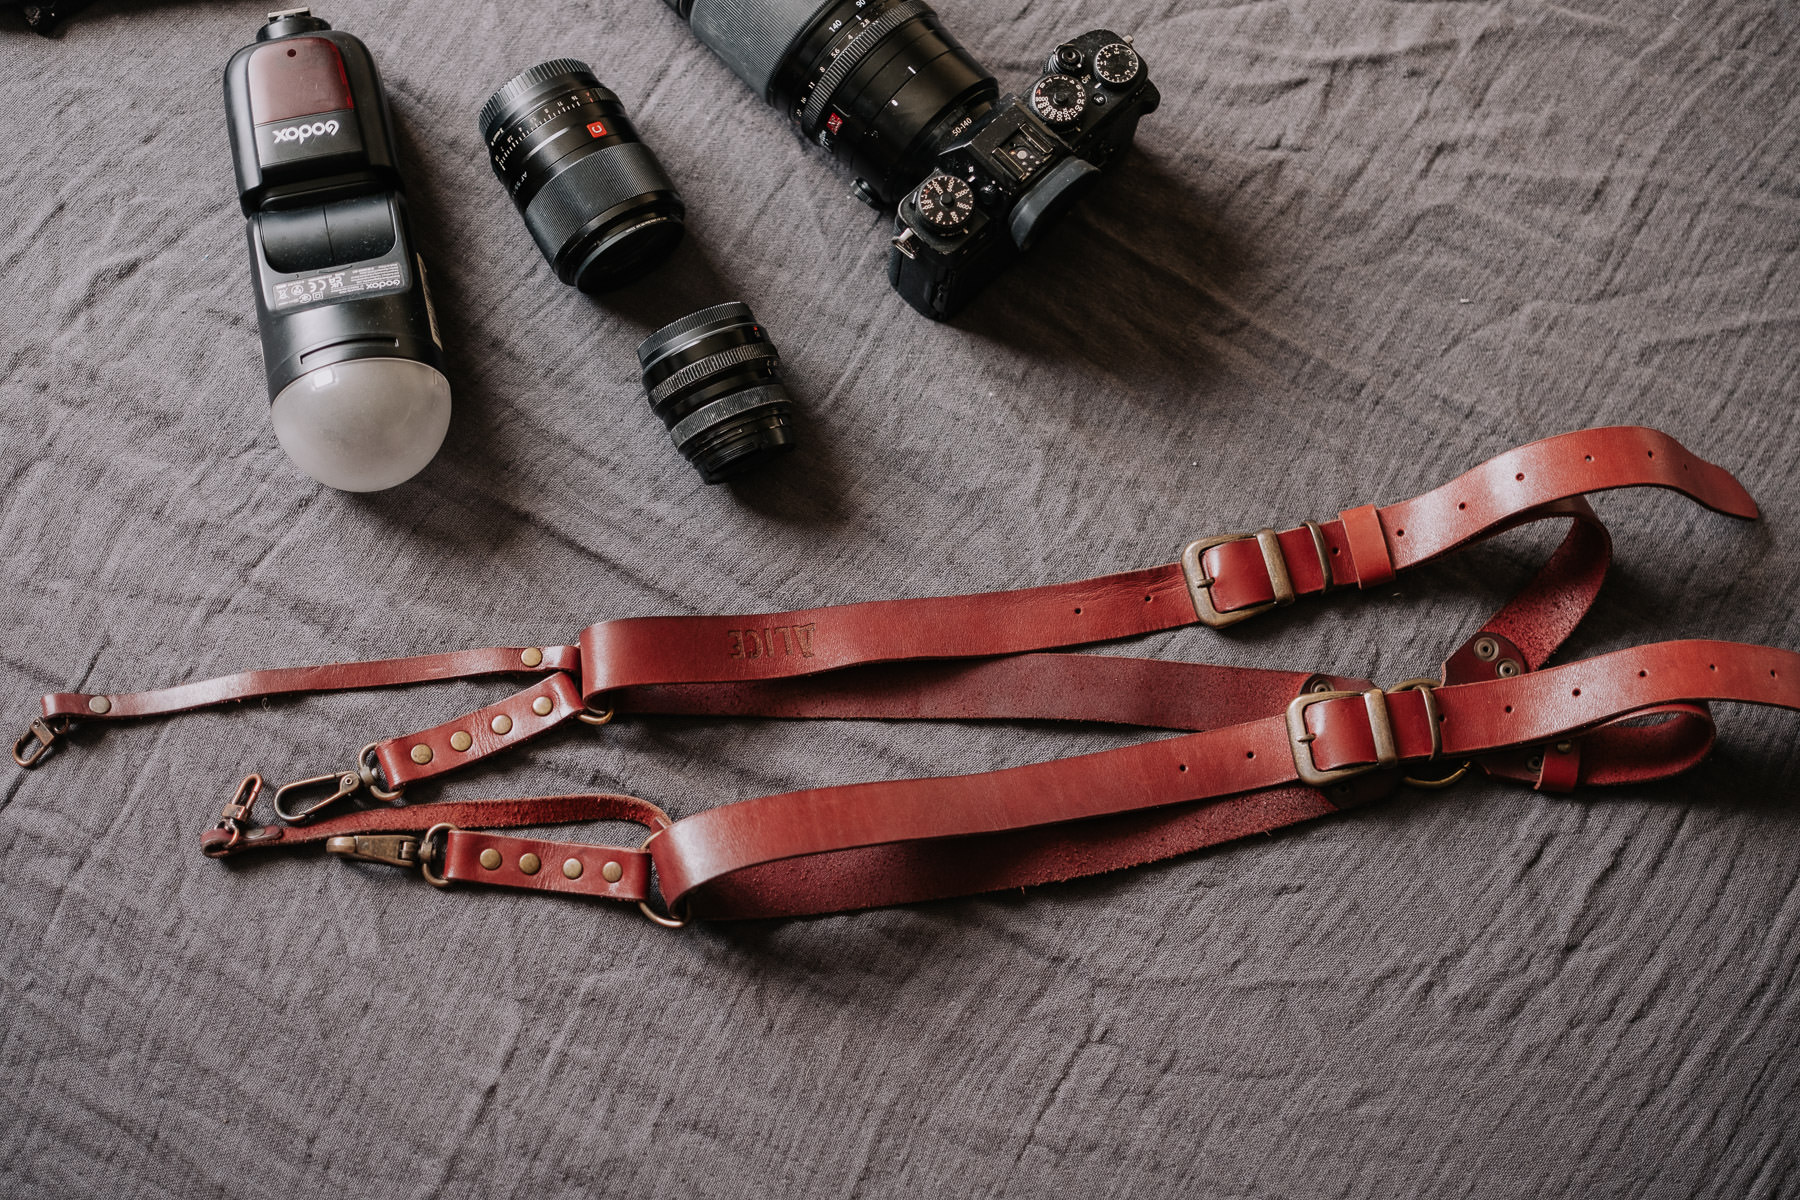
[20,426,1799,924]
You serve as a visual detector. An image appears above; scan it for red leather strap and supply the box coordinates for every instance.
[441,830,652,901]
[581,428,1755,709]
[647,642,1800,919]
[373,672,587,787]
[43,646,578,721]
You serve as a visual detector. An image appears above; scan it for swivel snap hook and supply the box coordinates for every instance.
[12,716,72,769]
[272,770,363,823]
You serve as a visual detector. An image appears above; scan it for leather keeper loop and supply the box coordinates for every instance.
[1338,504,1396,589]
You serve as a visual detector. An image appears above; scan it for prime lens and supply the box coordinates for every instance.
[638,303,798,484]
[481,59,685,292]
[675,0,996,206]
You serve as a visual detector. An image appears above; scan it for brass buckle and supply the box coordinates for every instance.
[1287,687,1399,788]
[1390,678,1472,789]
[1181,529,1295,629]
[12,716,72,769]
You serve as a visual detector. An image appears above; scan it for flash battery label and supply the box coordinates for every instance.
[271,262,405,309]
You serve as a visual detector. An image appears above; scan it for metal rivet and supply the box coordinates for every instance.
[562,857,584,880]
[1555,741,1573,754]
[479,848,501,870]
[1527,755,1545,773]
[449,731,473,753]
[88,696,112,715]
[532,696,554,717]
[518,853,540,875]
[1473,638,1499,662]
[1497,660,1521,678]
[410,744,434,765]
[602,861,623,883]
[491,714,513,736]
[521,647,544,668]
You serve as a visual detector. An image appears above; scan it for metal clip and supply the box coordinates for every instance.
[12,716,71,768]
[209,774,265,854]
[272,770,363,823]
[325,834,420,870]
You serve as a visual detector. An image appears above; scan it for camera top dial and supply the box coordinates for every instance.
[1093,43,1142,87]
[916,173,976,231]
[1029,74,1087,126]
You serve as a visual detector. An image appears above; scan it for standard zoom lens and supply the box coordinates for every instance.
[481,59,685,292]
[683,0,996,206]
[638,303,799,484]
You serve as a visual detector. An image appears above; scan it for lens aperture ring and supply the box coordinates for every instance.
[648,342,781,409]
[798,0,934,133]
[667,385,790,451]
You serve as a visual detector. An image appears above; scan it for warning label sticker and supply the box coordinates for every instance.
[271,261,405,310]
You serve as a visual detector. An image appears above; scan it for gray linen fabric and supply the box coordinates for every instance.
[3,1,1798,1196]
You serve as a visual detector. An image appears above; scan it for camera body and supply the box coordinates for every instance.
[888,30,1159,320]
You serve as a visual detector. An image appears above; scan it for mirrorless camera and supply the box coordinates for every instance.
[658,0,1159,320]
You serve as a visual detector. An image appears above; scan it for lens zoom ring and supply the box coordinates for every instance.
[650,342,781,408]
[689,0,834,100]
[800,0,933,133]
[522,142,677,262]
[480,58,597,138]
[668,385,792,451]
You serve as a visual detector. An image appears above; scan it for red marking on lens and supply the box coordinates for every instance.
[587,121,608,138]
[825,112,844,135]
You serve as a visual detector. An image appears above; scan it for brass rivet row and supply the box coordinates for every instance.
[601,861,623,884]
[562,857,584,880]
[449,731,473,753]
[532,696,555,717]
[519,853,541,876]
[479,848,502,870]
[491,714,513,736]
[410,744,434,765]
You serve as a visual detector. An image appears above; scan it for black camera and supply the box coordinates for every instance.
[888,31,1158,319]
[658,0,1158,320]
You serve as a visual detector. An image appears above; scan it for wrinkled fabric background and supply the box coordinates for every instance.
[3,0,1797,1196]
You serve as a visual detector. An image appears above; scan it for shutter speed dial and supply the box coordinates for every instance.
[1029,74,1087,126]
[916,174,975,232]
[1094,43,1142,87]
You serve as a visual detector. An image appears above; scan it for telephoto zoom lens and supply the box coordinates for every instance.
[638,303,799,484]
[481,59,685,292]
[668,0,998,207]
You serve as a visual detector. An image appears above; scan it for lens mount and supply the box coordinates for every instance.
[638,303,799,484]
[481,60,685,292]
